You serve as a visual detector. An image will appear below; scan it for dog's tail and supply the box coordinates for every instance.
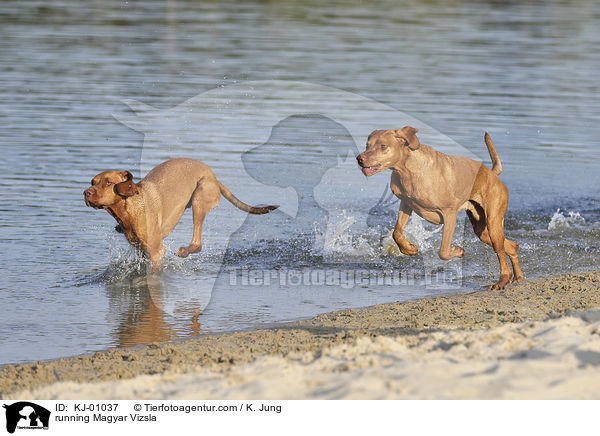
[484,132,502,175]
[217,181,279,214]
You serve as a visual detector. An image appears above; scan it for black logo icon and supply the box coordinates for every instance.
[3,402,50,434]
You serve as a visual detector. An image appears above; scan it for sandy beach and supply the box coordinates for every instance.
[3,271,600,400]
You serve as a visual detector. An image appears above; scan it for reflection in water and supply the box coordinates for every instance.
[104,272,204,348]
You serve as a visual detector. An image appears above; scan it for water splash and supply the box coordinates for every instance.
[548,209,586,231]
[322,210,379,261]
[382,215,442,256]
[323,210,444,260]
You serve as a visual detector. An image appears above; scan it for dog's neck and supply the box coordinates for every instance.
[105,203,127,227]
[105,198,142,245]
[390,157,412,179]
[390,144,433,177]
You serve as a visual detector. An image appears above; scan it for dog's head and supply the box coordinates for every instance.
[84,170,139,209]
[356,126,420,176]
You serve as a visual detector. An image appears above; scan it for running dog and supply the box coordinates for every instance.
[356,128,523,290]
[84,158,278,271]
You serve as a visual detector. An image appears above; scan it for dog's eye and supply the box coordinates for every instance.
[106,181,113,186]
[380,144,387,150]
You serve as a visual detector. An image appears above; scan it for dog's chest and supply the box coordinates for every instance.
[107,202,145,248]
[390,171,432,204]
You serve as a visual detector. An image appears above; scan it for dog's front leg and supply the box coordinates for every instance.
[393,202,419,256]
[438,210,465,260]
[147,242,166,273]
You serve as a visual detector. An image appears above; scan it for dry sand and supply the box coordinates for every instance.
[3,271,600,399]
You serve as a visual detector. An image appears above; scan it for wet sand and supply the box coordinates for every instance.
[2,271,600,399]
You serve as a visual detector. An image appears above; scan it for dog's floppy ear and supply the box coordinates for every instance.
[114,171,139,197]
[114,180,139,197]
[394,126,420,150]
[121,170,133,181]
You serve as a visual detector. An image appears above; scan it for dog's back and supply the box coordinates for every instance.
[139,158,216,236]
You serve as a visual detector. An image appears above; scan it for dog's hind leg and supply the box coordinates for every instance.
[504,238,524,283]
[486,215,512,290]
[176,180,221,258]
[474,194,512,290]
[467,202,523,285]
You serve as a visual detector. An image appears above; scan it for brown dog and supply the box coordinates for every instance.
[356,127,523,290]
[84,158,278,271]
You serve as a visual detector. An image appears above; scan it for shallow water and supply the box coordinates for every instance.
[1,0,599,364]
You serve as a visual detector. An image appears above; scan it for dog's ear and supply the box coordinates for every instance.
[114,179,139,198]
[121,170,133,181]
[394,126,420,150]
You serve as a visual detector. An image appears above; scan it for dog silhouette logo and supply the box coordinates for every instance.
[3,402,50,433]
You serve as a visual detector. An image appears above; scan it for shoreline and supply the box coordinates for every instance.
[2,270,600,399]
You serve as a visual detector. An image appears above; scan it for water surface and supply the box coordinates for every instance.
[1,0,599,364]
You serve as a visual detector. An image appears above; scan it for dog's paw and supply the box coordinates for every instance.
[450,246,465,258]
[488,275,512,291]
[175,247,190,258]
[399,243,419,256]
[439,246,465,260]
[511,275,524,284]
[176,244,202,258]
